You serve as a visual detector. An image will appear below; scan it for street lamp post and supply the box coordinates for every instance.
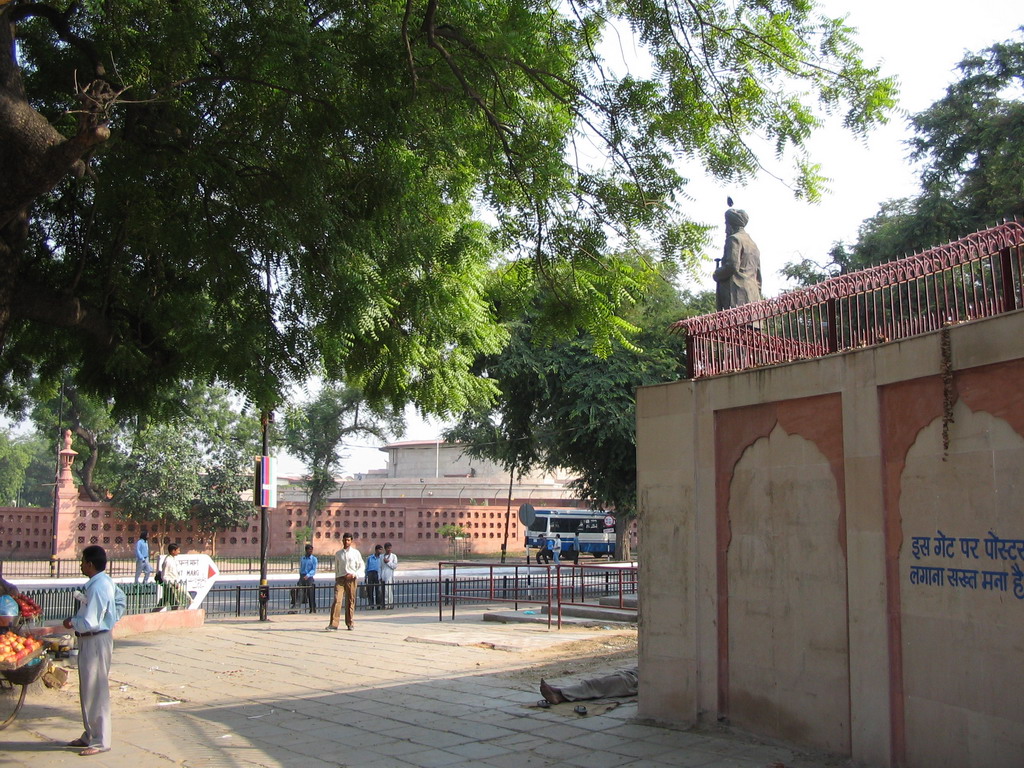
[258,410,275,621]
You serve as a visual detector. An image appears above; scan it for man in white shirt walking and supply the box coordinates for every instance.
[326,533,364,631]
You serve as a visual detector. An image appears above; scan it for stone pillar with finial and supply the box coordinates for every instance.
[58,429,78,489]
[52,429,80,561]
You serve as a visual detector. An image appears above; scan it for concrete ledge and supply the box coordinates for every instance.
[599,594,638,609]
[114,609,205,638]
[483,609,636,627]
[549,604,638,622]
[28,609,204,640]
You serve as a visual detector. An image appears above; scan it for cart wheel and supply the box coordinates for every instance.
[0,682,28,730]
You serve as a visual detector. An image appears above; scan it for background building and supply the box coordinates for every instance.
[1,440,585,559]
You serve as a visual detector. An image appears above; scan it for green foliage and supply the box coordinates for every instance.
[112,423,205,526]
[282,385,404,529]
[436,524,467,540]
[111,383,260,537]
[17,433,59,508]
[26,382,122,501]
[448,265,712,540]
[2,0,895,419]
[0,431,41,506]
[908,34,1024,226]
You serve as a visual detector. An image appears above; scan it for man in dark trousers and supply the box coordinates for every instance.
[290,544,318,613]
[365,544,384,609]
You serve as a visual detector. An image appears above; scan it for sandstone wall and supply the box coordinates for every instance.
[636,310,1024,767]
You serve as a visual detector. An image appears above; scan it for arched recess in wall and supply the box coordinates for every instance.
[895,402,1024,768]
[724,423,851,753]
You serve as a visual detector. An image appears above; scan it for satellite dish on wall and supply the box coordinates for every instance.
[518,503,536,526]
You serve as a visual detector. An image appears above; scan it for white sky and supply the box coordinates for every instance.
[314,2,1020,477]
[686,0,1021,297]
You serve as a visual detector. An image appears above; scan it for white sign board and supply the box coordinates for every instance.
[170,554,220,609]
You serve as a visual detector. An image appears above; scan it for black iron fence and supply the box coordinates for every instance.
[20,582,162,622]
[0,556,305,580]
[15,567,638,624]
[17,576,513,622]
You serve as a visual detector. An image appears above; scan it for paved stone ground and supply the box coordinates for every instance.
[1,606,850,768]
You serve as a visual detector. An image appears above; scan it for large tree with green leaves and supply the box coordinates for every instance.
[448,265,714,559]
[111,383,260,549]
[282,385,403,531]
[27,380,121,501]
[0,429,45,505]
[1,0,894,418]
[782,31,1024,285]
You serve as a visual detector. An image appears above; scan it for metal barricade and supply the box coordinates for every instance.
[553,562,638,629]
[437,561,554,626]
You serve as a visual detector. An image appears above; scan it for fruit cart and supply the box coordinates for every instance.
[0,633,49,729]
[0,594,50,729]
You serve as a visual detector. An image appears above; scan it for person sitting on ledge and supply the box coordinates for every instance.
[539,667,638,704]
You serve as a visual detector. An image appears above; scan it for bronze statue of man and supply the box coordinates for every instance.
[713,208,762,311]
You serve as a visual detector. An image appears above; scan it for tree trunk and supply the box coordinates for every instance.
[73,425,101,502]
[65,386,102,500]
[0,7,112,350]
[615,526,632,561]
[305,487,323,534]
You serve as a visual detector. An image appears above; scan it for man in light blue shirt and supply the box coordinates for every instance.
[134,530,153,583]
[62,545,126,756]
[365,545,384,609]
[290,544,318,613]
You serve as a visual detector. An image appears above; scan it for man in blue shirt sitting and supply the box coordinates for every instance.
[290,544,318,613]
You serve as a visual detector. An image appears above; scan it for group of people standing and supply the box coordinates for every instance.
[300,536,397,629]
[323,536,398,629]
[135,527,399,620]
[133,530,189,610]
[365,541,398,609]
[53,534,397,757]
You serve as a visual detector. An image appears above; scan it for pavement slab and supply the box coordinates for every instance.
[2,608,853,768]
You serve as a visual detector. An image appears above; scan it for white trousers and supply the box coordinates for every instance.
[78,632,113,750]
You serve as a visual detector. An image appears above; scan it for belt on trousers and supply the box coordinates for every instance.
[75,630,109,638]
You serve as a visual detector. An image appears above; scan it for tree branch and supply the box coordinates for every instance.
[11,2,106,78]
[10,279,113,344]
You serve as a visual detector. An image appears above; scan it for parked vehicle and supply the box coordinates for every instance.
[521,508,616,559]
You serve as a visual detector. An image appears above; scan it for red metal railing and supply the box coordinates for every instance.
[553,562,638,629]
[437,561,555,624]
[436,561,639,627]
[673,221,1024,378]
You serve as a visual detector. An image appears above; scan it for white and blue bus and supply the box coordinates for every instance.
[520,507,617,559]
